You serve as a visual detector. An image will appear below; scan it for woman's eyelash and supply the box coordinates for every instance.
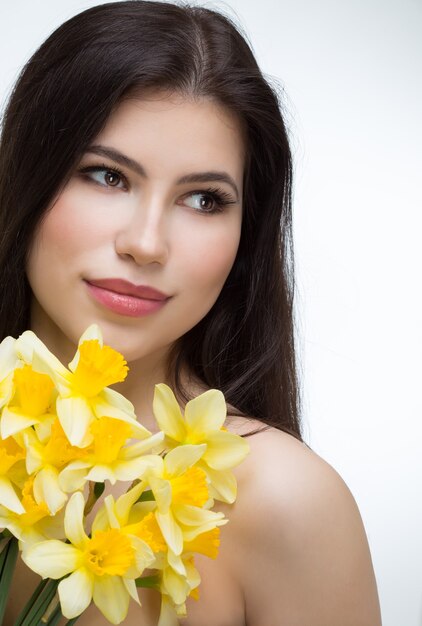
[190,187,237,213]
[78,163,127,187]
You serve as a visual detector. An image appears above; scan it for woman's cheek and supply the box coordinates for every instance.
[178,219,241,289]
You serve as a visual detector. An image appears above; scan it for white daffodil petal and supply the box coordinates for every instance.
[164,444,207,476]
[167,550,186,577]
[202,431,250,470]
[59,567,93,618]
[163,566,189,605]
[152,384,186,442]
[156,510,183,555]
[148,475,171,514]
[185,389,226,434]
[0,476,25,514]
[121,431,165,459]
[0,335,18,373]
[33,466,67,515]
[123,577,141,604]
[158,595,180,626]
[129,536,155,573]
[56,396,93,447]
[93,575,130,625]
[203,465,237,503]
[58,464,90,493]
[99,387,138,420]
[23,540,80,578]
[16,331,70,379]
[174,504,227,528]
[0,407,39,438]
[114,481,147,524]
[64,492,88,547]
[85,465,117,484]
[104,494,120,528]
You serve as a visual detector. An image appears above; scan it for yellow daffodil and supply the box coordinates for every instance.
[22,418,87,514]
[153,384,250,502]
[23,491,155,624]
[0,474,65,544]
[15,325,151,447]
[158,554,201,621]
[146,445,227,555]
[0,364,56,440]
[93,480,165,553]
[58,418,164,493]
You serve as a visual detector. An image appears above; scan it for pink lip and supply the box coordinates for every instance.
[85,278,170,318]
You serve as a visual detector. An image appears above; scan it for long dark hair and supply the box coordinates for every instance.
[0,0,301,438]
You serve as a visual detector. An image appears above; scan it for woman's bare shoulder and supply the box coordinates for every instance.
[224,418,382,626]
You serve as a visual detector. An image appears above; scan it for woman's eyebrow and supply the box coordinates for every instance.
[86,144,240,200]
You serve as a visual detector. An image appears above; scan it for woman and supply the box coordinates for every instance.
[0,1,381,624]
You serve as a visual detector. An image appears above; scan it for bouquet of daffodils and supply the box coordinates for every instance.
[0,325,249,625]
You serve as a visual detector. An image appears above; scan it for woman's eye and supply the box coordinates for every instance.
[183,190,232,214]
[78,166,127,189]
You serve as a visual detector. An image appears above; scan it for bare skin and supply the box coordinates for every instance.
[5,414,382,626]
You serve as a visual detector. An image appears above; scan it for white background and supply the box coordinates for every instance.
[1,1,421,624]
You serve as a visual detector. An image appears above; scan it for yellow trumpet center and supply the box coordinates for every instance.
[184,528,220,559]
[170,466,209,507]
[84,528,135,576]
[124,512,167,553]
[0,436,25,475]
[90,417,132,464]
[43,419,87,468]
[72,340,128,397]
[12,365,54,417]
[18,476,50,526]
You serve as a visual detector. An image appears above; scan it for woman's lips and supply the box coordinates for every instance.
[85,279,170,318]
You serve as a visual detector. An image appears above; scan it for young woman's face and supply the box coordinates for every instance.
[26,93,245,364]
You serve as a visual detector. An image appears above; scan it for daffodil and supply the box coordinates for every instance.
[15,324,151,447]
[23,417,87,514]
[58,417,164,493]
[153,384,250,502]
[0,474,64,544]
[22,491,155,624]
[146,445,227,555]
[0,364,56,441]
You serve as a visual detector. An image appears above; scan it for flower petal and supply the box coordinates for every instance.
[184,389,226,435]
[123,577,140,604]
[93,575,130,624]
[203,464,238,503]
[202,430,250,470]
[33,466,68,514]
[59,567,93,618]
[23,540,80,578]
[156,510,183,555]
[164,444,207,477]
[65,492,88,548]
[1,407,39,438]
[153,384,186,442]
[56,396,93,447]
[0,476,25,514]
[158,595,180,626]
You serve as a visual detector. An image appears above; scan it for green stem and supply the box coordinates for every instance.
[15,579,58,626]
[0,536,19,625]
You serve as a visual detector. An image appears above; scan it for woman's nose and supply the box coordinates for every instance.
[114,200,169,266]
